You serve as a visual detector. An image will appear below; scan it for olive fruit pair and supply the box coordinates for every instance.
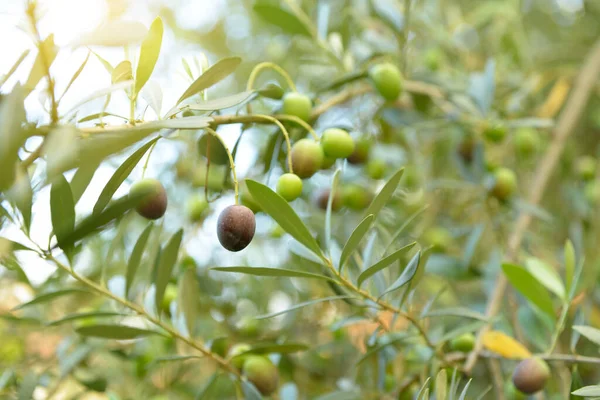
[512,357,550,394]
[290,129,356,179]
[368,62,403,101]
[129,178,168,220]
[217,205,256,252]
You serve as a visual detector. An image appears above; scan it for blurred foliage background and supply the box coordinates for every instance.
[2,0,600,399]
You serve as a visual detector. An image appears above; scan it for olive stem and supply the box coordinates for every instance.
[141,140,158,179]
[274,114,320,142]
[205,127,239,204]
[45,253,241,377]
[211,114,294,174]
[246,62,297,93]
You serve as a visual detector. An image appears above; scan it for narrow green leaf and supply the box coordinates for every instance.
[363,168,404,220]
[155,230,183,314]
[58,194,143,249]
[572,385,600,397]
[325,169,341,254]
[71,20,147,47]
[135,17,163,95]
[565,239,575,295]
[165,91,256,118]
[76,324,161,339]
[572,325,600,346]
[58,51,91,102]
[92,50,113,73]
[8,168,32,231]
[525,257,565,299]
[255,295,355,320]
[175,57,242,106]
[50,175,76,250]
[70,161,100,204]
[77,112,127,123]
[13,289,88,311]
[66,80,134,115]
[179,268,198,335]
[25,35,57,94]
[93,138,159,214]
[502,263,555,318]
[424,307,488,321]
[0,49,30,87]
[253,4,312,36]
[356,333,413,366]
[232,343,309,357]
[356,242,416,288]
[458,379,473,400]
[112,60,133,84]
[125,223,154,297]
[17,372,37,400]
[246,179,323,259]
[141,81,163,118]
[0,84,26,192]
[212,266,335,282]
[152,355,203,364]
[47,311,128,326]
[380,250,422,297]
[339,214,374,273]
[435,369,447,400]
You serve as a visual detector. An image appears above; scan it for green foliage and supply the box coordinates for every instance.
[3,1,600,399]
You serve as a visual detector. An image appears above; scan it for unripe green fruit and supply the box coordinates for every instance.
[209,338,230,358]
[270,224,285,238]
[161,283,177,313]
[402,166,421,189]
[585,181,600,205]
[424,48,443,71]
[368,63,403,101]
[490,167,517,201]
[423,227,452,252]
[342,184,372,210]
[505,381,527,400]
[228,343,251,370]
[321,128,355,159]
[576,156,597,181]
[482,122,507,143]
[242,355,279,396]
[236,317,261,338]
[240,182,262,213]
[276,173,303,201]
[449,333,475,352]
[186,196,208,222]
[511,357,550,395]
[217,205,256,252]
[366,159,386,180]
[320,155,336,170]
[282,92,312,122]
[291,139,324,179]
[197,134,229,165]
[315,189,342,211]
[514,127,541,157]
[347,137,371,164]
[129,179,167,220]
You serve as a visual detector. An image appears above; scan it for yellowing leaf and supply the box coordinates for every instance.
[536,77,570,118]
[482,330,531,359]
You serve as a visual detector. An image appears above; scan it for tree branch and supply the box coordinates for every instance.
[464,38,600,374]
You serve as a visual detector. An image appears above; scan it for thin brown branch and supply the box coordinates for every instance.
[464,38,600,374]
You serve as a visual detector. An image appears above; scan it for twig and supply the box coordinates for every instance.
[447,350,600,366]
[464,38,600,374]
[46,253,241,377]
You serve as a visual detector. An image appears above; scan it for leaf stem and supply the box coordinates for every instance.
[205,127,239,204]
[246,62,297,93]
